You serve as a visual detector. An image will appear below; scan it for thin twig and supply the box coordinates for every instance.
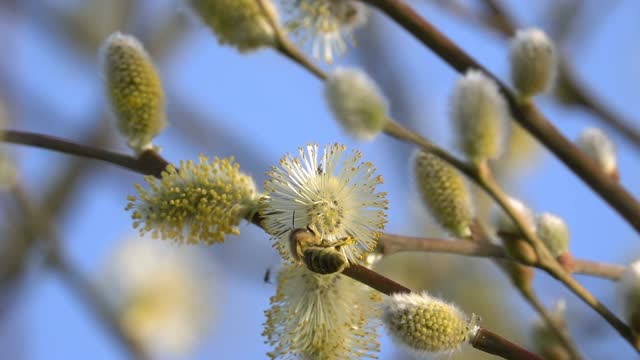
[362,0,640,236]
[474,220,584,359]
[380,233,624,281]
[520,288,583,360]
[2,130,169,177]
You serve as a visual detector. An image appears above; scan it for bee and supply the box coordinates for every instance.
[288,226,355,275]
[302,246,348,275]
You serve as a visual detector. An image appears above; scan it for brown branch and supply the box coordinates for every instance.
[478,0,517,36]
[342,264,410,295]
[380,233,625,281]
[2,130,169,177]
[362,0,640,236]
[472,328,544,360]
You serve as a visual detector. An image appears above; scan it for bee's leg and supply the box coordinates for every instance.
[333,236,357,248]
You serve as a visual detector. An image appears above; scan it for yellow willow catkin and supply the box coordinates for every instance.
[101,32,166,153]
[383,292,477,355]
[413,150,474,237]
[187,0,278,52]
[126,155,258,245]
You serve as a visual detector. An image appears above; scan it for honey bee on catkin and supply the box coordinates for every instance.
[288,227,355,275]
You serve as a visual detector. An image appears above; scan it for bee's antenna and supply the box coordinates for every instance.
[291,210,295,228]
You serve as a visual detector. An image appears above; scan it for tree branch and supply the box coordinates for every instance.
[471,0,640,151]
[380,233,624,281]
[472,328,544,360]
[2,130,169,177]
[361,0,640,235]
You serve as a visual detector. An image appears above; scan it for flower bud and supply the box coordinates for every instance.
[187,0,278,52]
[493,196,535,236]
[576,127,618,180]
[100,32,166,153]
[450,70,507,163]
[383,291,477,354]
[324,67,389,141]
[126,155,258,245]
[535,213,570,257]
[413,150,474,237]
[509,28,556,100]
[618,260,640,333]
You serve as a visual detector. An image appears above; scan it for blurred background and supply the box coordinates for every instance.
[0,0,639,358]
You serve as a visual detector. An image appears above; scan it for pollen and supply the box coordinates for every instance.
[126,155,258,244]
[261,143,388,264]
[263,264,381,359]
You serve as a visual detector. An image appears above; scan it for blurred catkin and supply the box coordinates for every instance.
[450,70,507,163]
[324,67,388,140]
[413,150,474,237]
[187,0,277,52]
[101,32,166,153]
